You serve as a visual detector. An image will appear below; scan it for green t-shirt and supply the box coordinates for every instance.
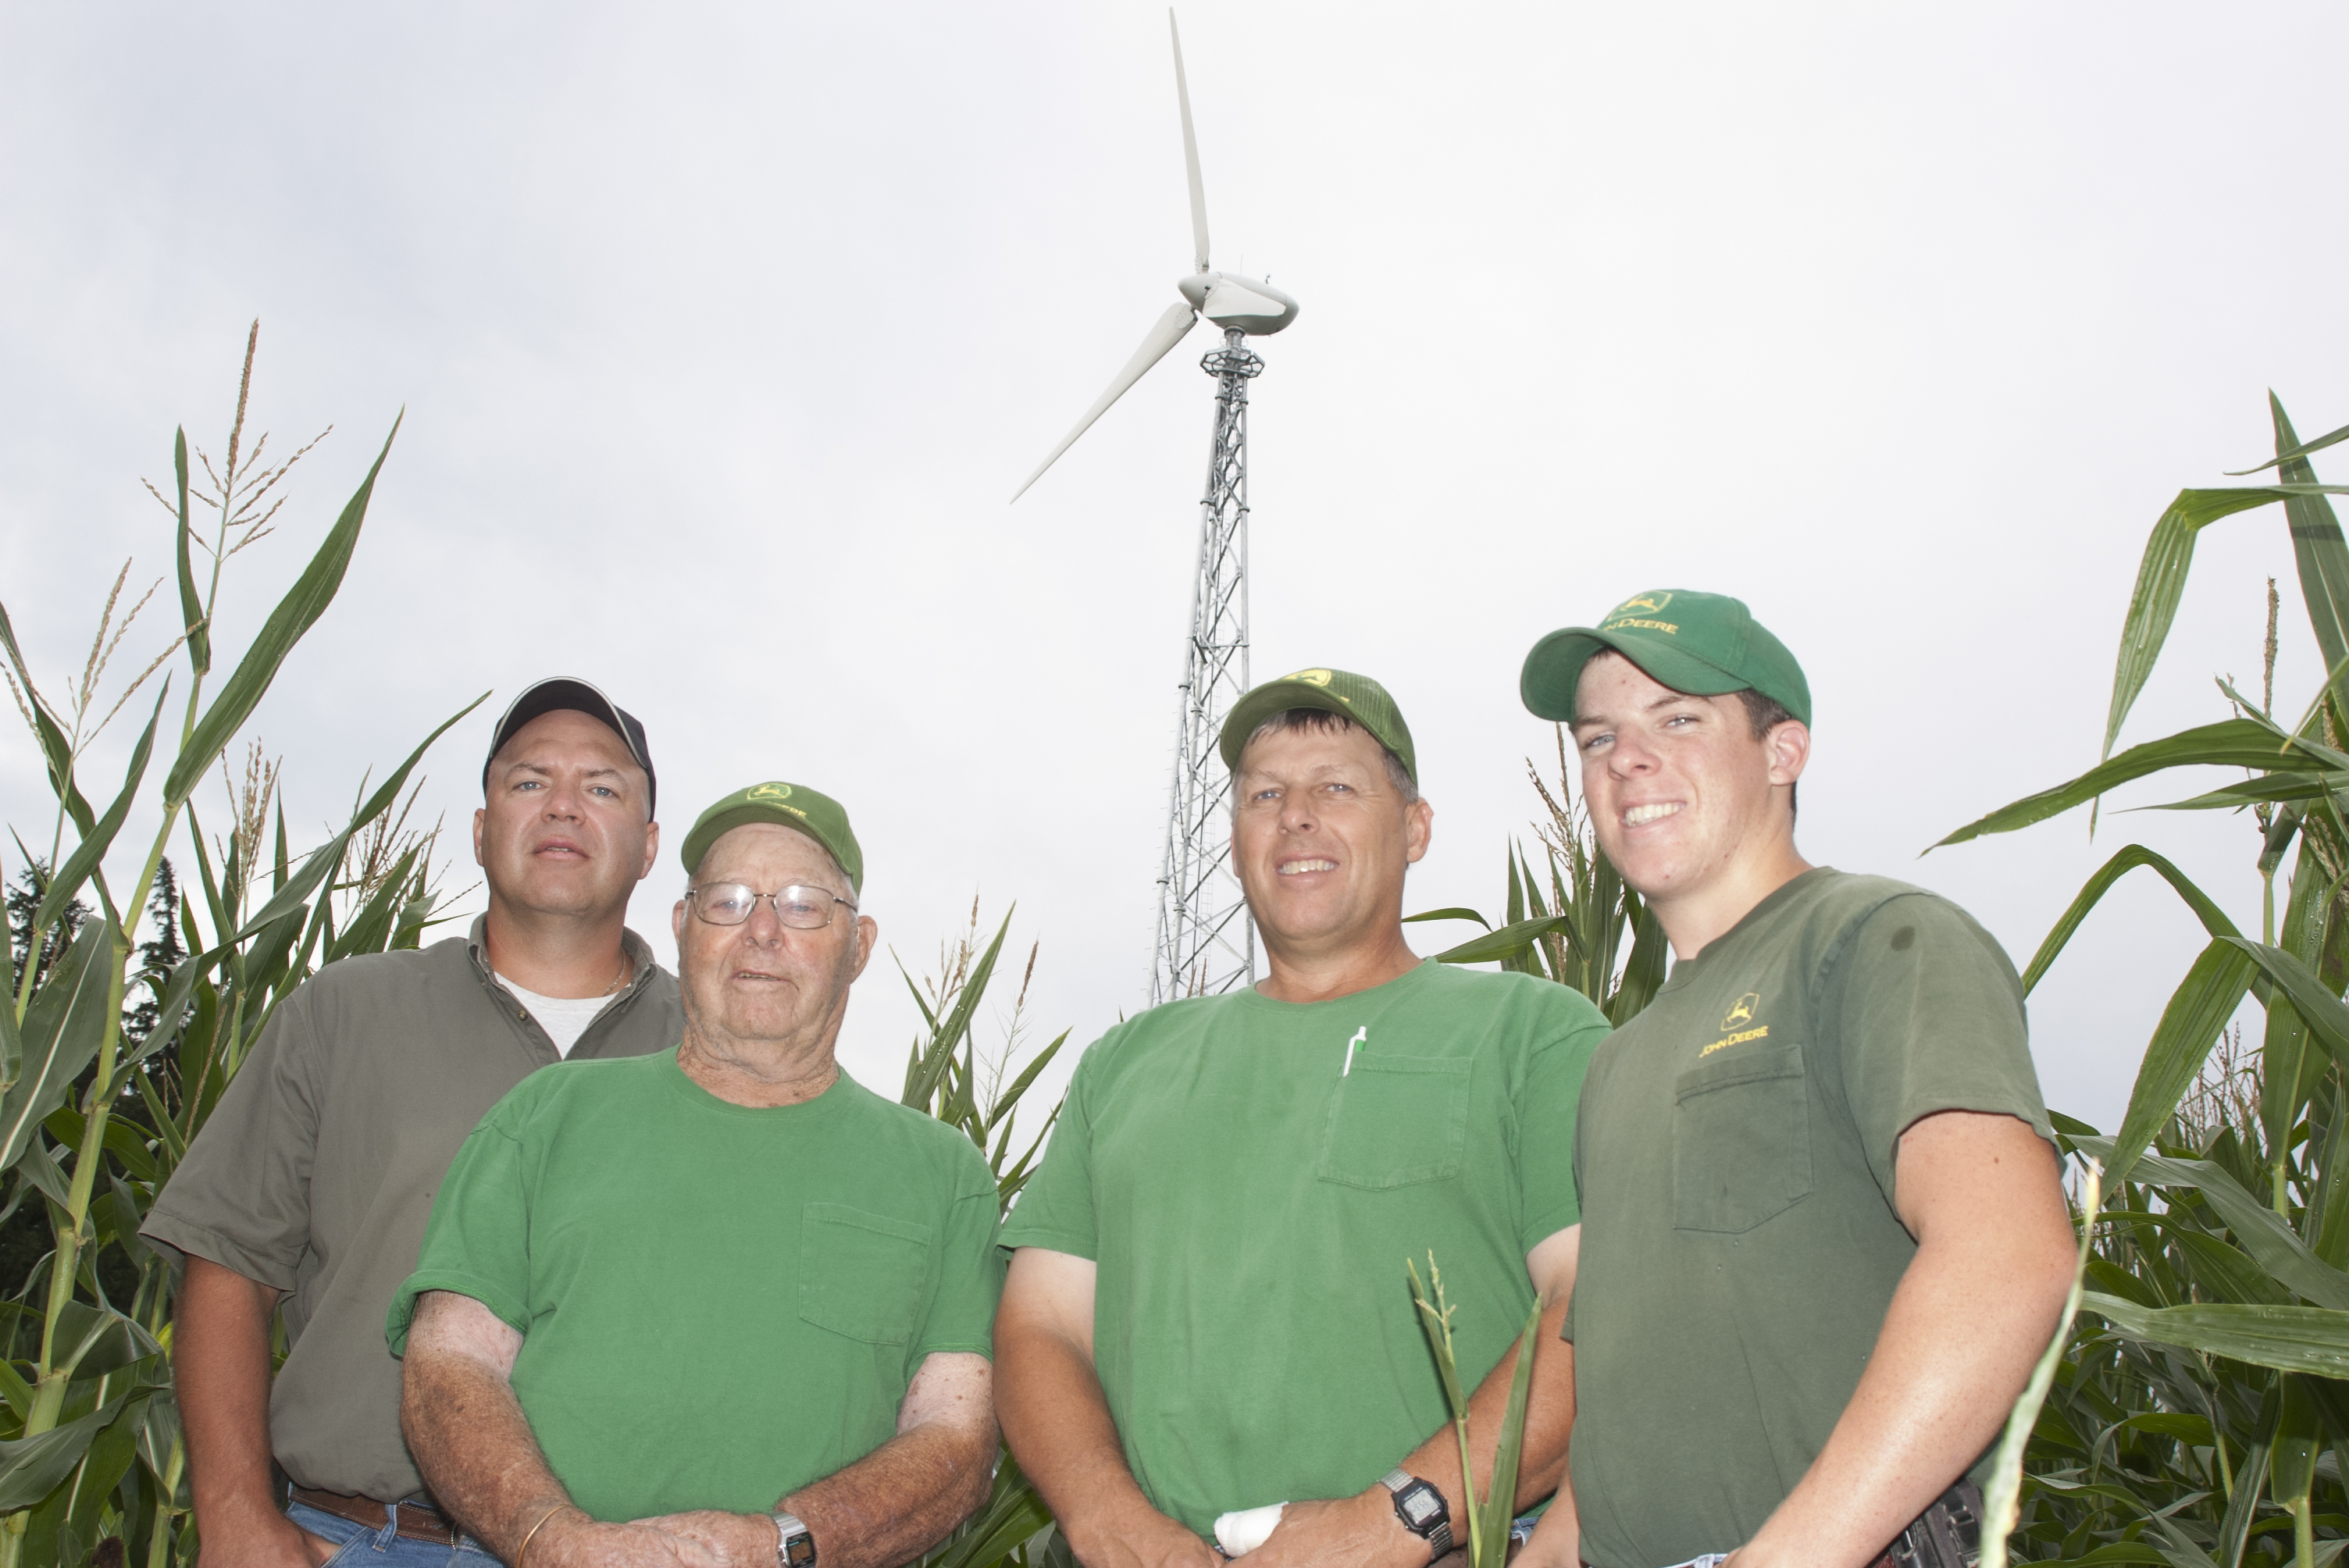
[386,1049,1003,1522]
[999,959,1608,1537]
[1565,870,2055,1568]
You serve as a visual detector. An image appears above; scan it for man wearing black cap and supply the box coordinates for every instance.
[1513,593,2075,1568]
[144,679,684,1567]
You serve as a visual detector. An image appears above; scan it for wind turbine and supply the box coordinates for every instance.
[1012,10,1299,1007]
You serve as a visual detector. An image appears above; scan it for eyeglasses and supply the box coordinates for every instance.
[686,883,857,929]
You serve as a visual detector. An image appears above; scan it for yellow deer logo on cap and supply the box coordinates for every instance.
[750,782,794,802]
[1616,591,1674,617]
[1722,992,1760,1029]
[1283,668,1333,686]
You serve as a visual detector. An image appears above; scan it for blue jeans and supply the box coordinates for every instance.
[287,1500,499,1568]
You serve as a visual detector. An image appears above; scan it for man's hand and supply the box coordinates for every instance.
[193,1509,337,1568]
[530,1509,728,1568]
[636,1510,782,1568]
[1239,1489,1427,1568]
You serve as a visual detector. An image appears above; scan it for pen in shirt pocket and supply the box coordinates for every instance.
[1342,1027,1365,1077]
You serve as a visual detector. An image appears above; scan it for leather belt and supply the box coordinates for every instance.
[289,1487,472,1548]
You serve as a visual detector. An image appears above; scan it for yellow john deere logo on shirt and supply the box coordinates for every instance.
[1701,992,1767,1057]
[1603,591,1678,636]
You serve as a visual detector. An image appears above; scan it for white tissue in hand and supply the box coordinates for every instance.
[1214,1502,1287,1556]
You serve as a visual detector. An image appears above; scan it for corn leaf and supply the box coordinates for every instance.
[233,693,483,943]
[1476,1299,1544,1568]
[0,922,116,1173]
[1937,720,2303,848]
[2075,1136,2349,1309]
[2103,940,2256,1186]
[173,428,208,676]
[2103,489,2295,761]
[2272,396,2349,695]
[2019,845,2240,995]
[0,1389,132,1511]
[1433,914,1573,967]
[160,412,401,808]
[2083,1294,2349,1377]
[33,683,166,935]
[1403,907,1492,929]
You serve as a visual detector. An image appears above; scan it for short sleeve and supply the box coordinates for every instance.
[994,1042,1102,1260]
[913,1148,1009,1360]
[140,987,323,1288]
[1516,991,1611,1252]
[385,1108,534,1354]
[1830,894,2056,1205]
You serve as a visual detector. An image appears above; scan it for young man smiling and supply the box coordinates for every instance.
[1514,593,2075,1568]
[996,669,1609,1568]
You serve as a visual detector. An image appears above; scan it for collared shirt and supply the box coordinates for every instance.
[142,916,683,1502]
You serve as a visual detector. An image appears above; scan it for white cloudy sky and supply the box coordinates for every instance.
[3,2,2344,1129]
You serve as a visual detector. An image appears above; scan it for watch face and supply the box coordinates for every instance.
[1401,1491,1439,1527]
[783,1534,817,1568]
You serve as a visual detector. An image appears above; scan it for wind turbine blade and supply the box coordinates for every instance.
[1170,9,1210,272]
[1011,301,1199,502]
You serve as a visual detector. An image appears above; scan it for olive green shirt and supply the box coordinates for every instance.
[1000,959,1607,1536]
[141,918,683,1502]
[1565,870,2055,1568]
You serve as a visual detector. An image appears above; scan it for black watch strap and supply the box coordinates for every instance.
[1381,1468,1455,1561]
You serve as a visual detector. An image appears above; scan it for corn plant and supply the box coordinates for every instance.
[1409,737,1664,1025]
[0,326,481,1568]
[1406,1254,1542,1568]
[899,903,1071,1568]
[1938,394,2349,1567]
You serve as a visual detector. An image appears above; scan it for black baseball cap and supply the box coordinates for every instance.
[481,678,657,816]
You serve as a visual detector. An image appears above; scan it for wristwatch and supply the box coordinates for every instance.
[1381,1469,1454,1561]
[771,1511,817,1568]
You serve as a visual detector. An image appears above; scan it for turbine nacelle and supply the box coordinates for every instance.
[1178,272,1299,337]
[1011,10,1299,503]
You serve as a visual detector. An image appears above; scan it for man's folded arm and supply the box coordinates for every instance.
[401,1288,711,1568]
[644,1350,996,1568]
[996,1246,1219,1568]
[1727,1110,2075,1568]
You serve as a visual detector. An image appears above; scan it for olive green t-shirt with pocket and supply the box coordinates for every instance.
[1565,869,2055,1568]
[387,1048,1002,1522]
[1000,959,1608,1537]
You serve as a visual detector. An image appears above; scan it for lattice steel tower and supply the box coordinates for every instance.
[1010,12,1299,1005]
[1148,330,1263,1003]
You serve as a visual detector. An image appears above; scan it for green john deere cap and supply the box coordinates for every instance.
[680,781,864,893]
[1520,590,1810,726]
[1217,667,1417,782]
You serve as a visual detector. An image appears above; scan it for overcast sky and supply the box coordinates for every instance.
[4,3,2344,1129]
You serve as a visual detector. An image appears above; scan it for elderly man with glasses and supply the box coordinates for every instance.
[390,782,1004,1568]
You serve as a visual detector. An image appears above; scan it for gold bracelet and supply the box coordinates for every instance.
[516,1503,569,1568]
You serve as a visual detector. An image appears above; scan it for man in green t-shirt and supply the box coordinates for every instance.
[998,669,1611,1568]
[1513,592,2078,1568]
[390,782,1003,1568]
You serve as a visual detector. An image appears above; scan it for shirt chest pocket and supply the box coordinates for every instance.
[1671,1044,1813,1233]
[798,1203,934,1345]
[1316,1056,1471,1190]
